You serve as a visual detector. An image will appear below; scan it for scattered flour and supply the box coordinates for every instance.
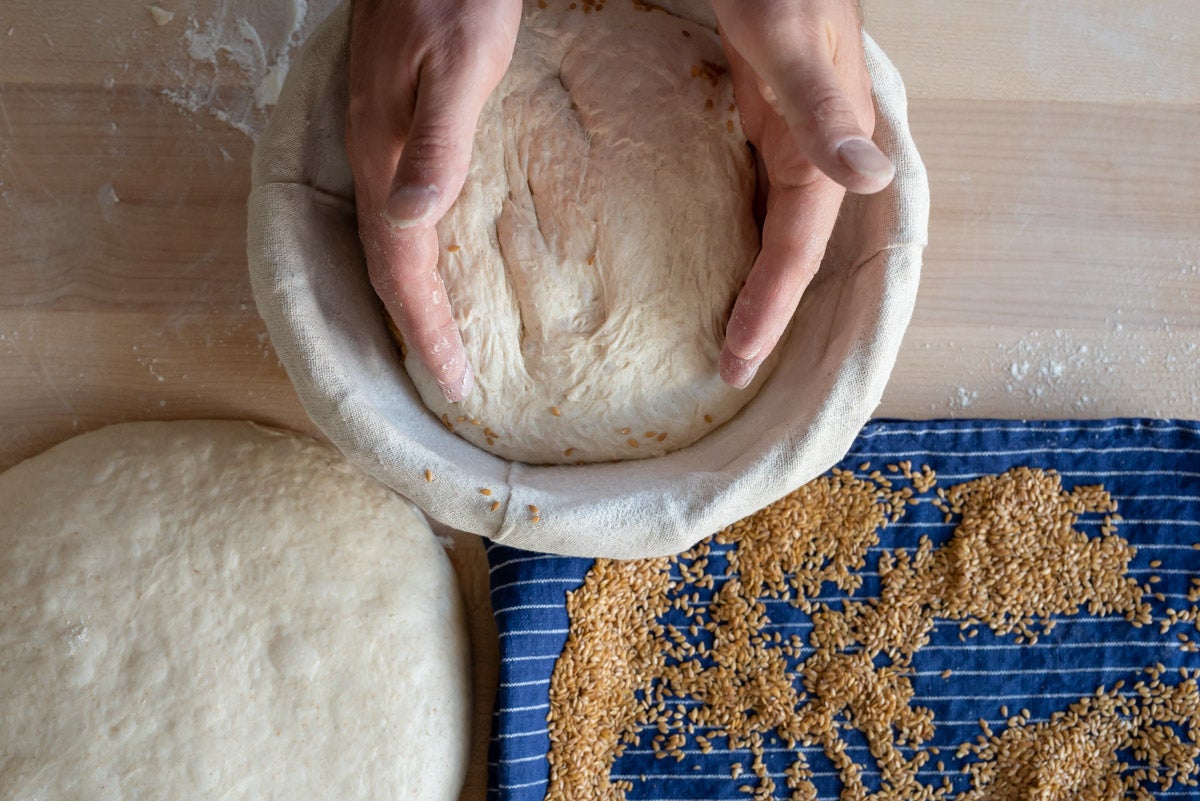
[923,309,1198,420]
[1000,329,1117,410]
[96,183,120,223]
[147,6,175,27]
[953,386,978,410]
[159,0,331,139]
[63,622,90,656]
[253,57,291,109]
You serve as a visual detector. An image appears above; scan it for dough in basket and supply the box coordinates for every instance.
[403,0,774,464]
[0,421,471,801]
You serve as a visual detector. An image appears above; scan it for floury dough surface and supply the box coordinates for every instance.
[0,421,471,801]
[405,0,771,464]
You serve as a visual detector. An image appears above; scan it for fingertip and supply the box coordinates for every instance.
[722,303,765,363]
[835,137,895,192]
[720,348,759,391]
[440,363,474,404]
[723,329,764,364]
[386,184,440,229]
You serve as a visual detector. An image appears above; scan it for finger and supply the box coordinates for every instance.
[385,61,498,229]
[765,51,893,195]
[716,1,893,195]
[378,64,495,400]
[349,62,497,403]
[364,214,474,402]
[720,178,846,389]
[346,78,476,403]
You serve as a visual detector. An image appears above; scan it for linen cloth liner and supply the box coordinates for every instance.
[485,418,1200,800]
[247,1,929,558]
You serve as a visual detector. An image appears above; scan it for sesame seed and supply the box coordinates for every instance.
[542,463,1157,800]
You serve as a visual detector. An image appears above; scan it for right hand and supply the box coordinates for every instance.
[711,0,893,390]
[346,0,521,402]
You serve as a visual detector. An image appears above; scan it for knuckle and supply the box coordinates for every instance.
[424,20,502,75]
[423,14,512,84]
[807,89,855,128]
[424,27,471,70]
[794,239,829,272]
[400,128,466,178]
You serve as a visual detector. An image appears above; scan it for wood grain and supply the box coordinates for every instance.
[868,0,1200,104]
[1,2,1198,800]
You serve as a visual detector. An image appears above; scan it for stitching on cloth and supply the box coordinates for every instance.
[489,459,522,544]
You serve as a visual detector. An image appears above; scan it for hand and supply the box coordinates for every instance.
[711,0,895,389]
[346,0,521,402]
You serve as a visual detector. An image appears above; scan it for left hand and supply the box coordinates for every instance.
[345,0,522,403]
[711,0,895,388]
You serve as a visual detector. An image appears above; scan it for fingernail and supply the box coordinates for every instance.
[385,184,439,229]
[441,365,474,404]
[837,138,894,182]
[726,339,763,363]
[721,354,759,391]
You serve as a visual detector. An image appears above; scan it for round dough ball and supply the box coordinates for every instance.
[404,0,774,464]
[0,421,470,801]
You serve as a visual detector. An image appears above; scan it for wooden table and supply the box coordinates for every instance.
[2,2,1197,798]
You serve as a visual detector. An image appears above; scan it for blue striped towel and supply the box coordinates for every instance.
[486,419,1200,800]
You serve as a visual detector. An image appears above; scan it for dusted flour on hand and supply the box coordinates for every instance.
[404,0,772,465]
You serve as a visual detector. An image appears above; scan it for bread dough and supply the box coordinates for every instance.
[405,0,773,464]
[0,421,470,801]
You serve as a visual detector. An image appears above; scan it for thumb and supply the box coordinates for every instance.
[385,65,493,229]
[766,52,894,194]
[716,0,894,194]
